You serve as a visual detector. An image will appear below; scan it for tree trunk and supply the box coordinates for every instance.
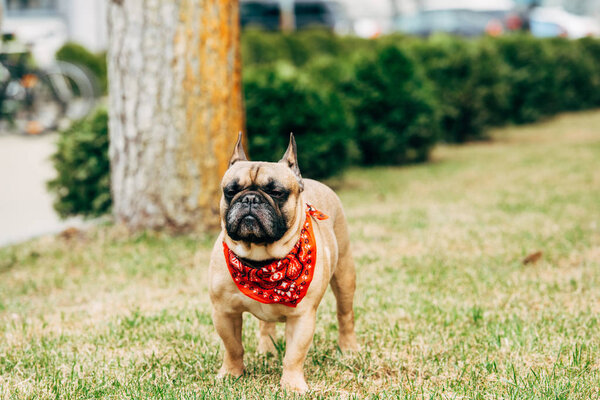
[107,0,243,232]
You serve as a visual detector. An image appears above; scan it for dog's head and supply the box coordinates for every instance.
[220,133,304,245]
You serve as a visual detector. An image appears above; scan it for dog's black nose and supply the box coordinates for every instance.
[241,193,261,205]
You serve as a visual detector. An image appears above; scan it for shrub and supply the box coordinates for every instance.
[55,42,107,94]
[47,109,111,218]
[242,29,291,66]
[494,36,598,120]
[302,54,355,92]
[408,35,511,142]
[579,37,600,106]
[493,35,564,123]
[244,62,353,179]
[344,44,440,165]
[241,28,372,67]
[544,38,599,111]
[282,29,346,66]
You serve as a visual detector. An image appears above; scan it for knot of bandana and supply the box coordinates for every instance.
[223,203,328,307]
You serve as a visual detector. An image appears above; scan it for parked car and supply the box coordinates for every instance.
[529,7,600,38]
[395,0,524,37]
[240,0,350,33]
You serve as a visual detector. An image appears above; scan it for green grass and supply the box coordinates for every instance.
[1,110,600,399]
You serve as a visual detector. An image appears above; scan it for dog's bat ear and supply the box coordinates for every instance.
[279,133,303,190]
[229,132,247,167]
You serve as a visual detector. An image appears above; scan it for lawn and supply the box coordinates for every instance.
[1,110,600,399]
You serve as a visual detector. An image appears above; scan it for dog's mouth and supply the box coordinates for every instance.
[225,195,288,244]
[238,213,264,233]
[226,209,279,243]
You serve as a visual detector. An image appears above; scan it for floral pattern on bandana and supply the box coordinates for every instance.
[223,204,328,307]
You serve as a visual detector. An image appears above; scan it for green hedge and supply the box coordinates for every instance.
[244,62,354,179]
[579,37,600,107]
[48,109,111,218]
[241,28,371,67]
[242,30,600,141]
[50,32,600,217]
[492,35,600,123]
[343,44,439,164]
[407,36,511,142]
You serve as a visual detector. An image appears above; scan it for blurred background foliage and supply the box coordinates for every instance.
[342,43,439,164]
[244,61,353,179]
[55,42,108,95]
[47,108,110,218]
[49,31,600,217]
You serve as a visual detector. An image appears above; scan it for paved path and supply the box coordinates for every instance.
[0,132,82,247]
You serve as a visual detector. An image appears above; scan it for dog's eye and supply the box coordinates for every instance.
[268,189,285,198]
[224,188,237,198]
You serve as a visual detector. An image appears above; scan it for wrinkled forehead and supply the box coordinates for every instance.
[223,161,294,188]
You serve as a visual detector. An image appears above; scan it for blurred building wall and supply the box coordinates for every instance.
[2,0,107,65]
[58,0,107,51]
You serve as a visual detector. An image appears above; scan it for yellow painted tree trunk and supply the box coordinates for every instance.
[107,0,243,232]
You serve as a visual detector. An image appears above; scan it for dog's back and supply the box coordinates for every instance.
[302,178,353,274]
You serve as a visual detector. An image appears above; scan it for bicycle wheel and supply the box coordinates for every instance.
[11,73,66,135]
[44,61,97,122]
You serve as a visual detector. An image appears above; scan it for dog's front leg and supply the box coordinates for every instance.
[213,310,245,378]
[280,310,316,393]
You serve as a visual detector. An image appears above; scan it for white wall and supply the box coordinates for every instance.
[62,0,107,51]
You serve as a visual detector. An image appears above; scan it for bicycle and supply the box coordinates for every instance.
[0,33,98,135]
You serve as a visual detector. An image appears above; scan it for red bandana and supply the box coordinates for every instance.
[223,204,328,307]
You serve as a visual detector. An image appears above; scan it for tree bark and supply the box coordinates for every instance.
[107,0,243,232]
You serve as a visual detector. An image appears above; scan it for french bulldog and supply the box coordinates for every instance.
[209,133,358,393]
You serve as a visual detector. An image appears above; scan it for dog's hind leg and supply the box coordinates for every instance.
[330,214,359,352]
[330,249,359,352]
[257,320,277,355]
[330,209,359,351]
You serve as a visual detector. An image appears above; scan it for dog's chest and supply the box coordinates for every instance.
[216,259,331,323]
[242,299,290,322]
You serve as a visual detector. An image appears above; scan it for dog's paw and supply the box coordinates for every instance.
[339,334,360,352]
[280,372,308,394]
[257,336,277,355]
[217,365,244,380]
